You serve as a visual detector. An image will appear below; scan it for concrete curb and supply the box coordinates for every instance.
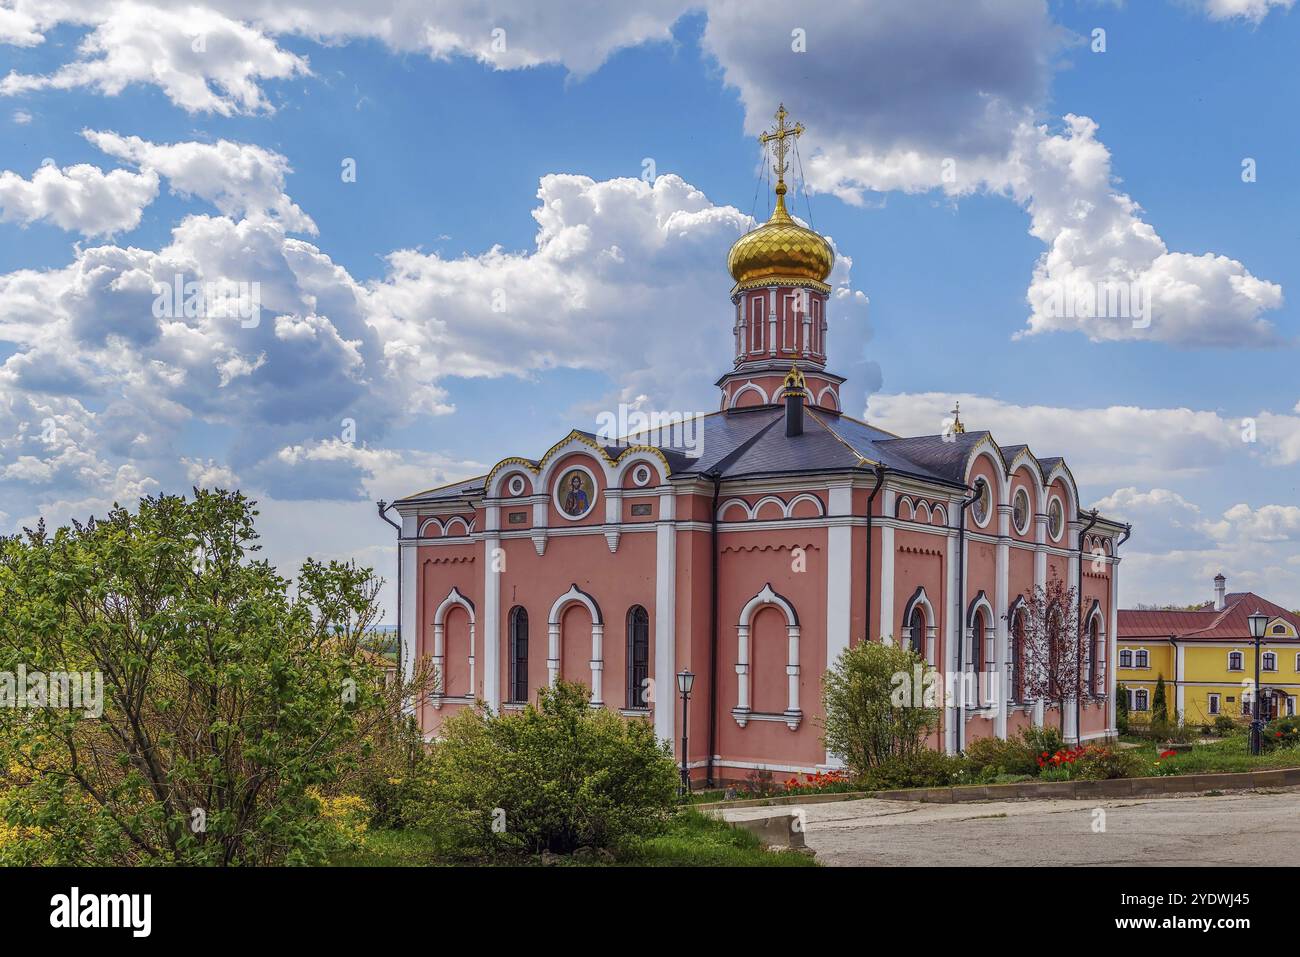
[693,790,875,812]
[694,766,1300,810]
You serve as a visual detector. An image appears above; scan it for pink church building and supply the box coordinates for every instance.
[385,108,1129,783]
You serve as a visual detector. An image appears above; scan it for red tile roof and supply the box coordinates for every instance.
[1120,592,1300,641]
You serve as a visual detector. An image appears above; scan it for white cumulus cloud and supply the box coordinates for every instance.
[0,161,159,236]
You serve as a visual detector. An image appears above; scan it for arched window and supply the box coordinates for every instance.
[970,609,986,707]
[1010,605,1026,702]
[626,605,650,709]
[508,606,529,703]
[908,606,926,660]
[1088,616,1101,694]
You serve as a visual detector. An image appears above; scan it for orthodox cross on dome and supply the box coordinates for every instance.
[759,103,804,197]
[950,401,966,435]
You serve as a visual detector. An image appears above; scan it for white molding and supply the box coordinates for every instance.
[879,488,896,643]
[733,584,801,730]
[431,586,476,708]
[547,584,605,705]
[483,534,501,711]
[400,541,417,714]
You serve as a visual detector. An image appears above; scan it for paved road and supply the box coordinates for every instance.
[722,788,1300,866]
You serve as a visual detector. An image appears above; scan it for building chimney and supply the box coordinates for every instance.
[782,364,806,437]
[1214,573,1227,611]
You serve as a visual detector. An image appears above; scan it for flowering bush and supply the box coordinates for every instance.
[782,769,853,795]
[309,789,371,852]
[1037,744,1145,781]
[1261,715,1300,751]
[1037,745,1086,781]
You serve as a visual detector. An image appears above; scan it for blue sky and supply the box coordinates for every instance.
[1,0,1298,616]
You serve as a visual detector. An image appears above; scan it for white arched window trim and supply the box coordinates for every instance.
[1085,601,1107,697]
[730,382,769,407]
[899,586,937,665]
[1007,595,1029,710]
[547,584,606,706]
[732,583,802,730]
[965,591,996,710]
[432,586,476,708]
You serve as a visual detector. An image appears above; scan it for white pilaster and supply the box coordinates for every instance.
[483,502,501,710]
[590,623,605,707]
[1108,557,1120,733]
[1175,642,1186,718]
[653,489,677,743]
[547,622,560,687]
[944,499,959,755]
[399,540,418,715]
[878,487,896,642]
[1033,513,1047,728]
[1066,522,1082,744]
[995,504,1011,740]
[826,483,853,667]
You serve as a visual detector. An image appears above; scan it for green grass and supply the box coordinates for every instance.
[1124,734,1300,775]
[328,828,452,866]
[330,810,817,867]
[617,810,818,867]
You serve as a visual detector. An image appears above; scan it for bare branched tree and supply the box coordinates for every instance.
[1021,578,1088,736]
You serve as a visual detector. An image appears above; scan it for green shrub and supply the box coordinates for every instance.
[1213,715,1238,736]
[349,713,437,829]
[963,735,1038,777]
[428,681,678,857]
[1161,720,1196,744]
[860,750,967,790]
[1074,746,1146,780]
[1261,714,1300,752]
[1116,683,1129,734]
[820,640,939,778]
[1019,725,1065,761]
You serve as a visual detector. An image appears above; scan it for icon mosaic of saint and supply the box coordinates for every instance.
[558,469,594,518]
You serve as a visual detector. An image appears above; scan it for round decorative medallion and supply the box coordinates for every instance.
[554,465,597,520]
[631,463,652,487]
[507,474,526,497]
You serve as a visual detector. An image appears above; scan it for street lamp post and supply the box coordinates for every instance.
[676,669,695,796]
[1248,610,1269,756]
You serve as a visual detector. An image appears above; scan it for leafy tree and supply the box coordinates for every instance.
[1115,682,1130,733]
[0,490,433,865]
[428,680,677,857]
[820,639,938,778]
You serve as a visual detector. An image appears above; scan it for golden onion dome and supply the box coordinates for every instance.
[727,185,834,288]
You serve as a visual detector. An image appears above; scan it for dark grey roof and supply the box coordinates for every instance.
[872,431,992,485]
[999,444,1028,468]
[404,408,974,503]
[400,409,1086,507]
[401,475,486,501]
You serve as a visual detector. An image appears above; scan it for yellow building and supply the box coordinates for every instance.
[1118,574,1300,726]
